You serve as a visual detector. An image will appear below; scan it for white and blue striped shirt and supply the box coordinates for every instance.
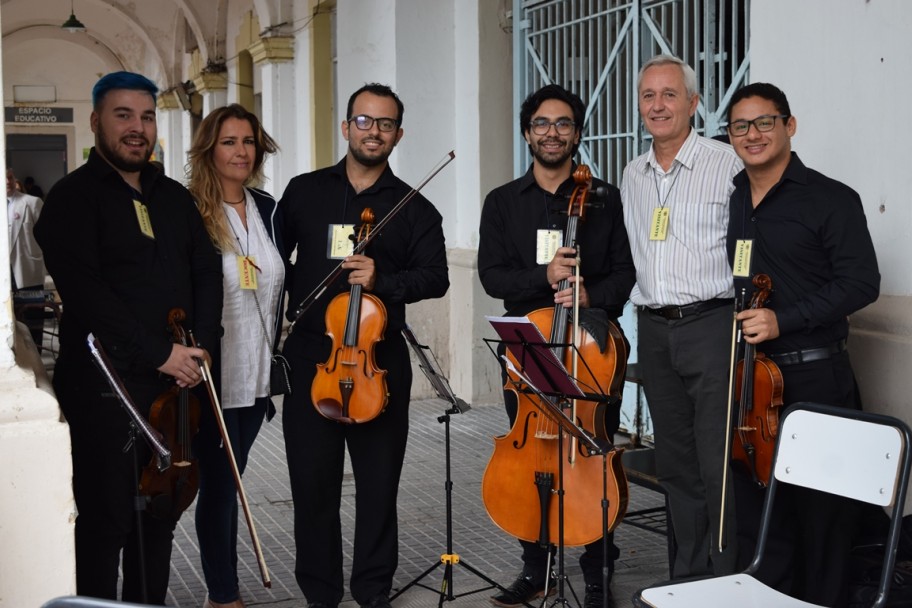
[621,128,742,307]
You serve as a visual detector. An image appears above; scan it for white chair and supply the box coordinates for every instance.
[632,402,912,608]
[41,597,158,608]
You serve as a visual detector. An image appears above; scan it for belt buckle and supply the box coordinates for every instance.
[667,307,684,320]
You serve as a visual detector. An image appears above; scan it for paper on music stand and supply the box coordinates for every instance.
[402,324,470,413]
[486,315,585,399]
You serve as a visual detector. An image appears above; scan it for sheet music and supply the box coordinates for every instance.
[402,324,470,413]
[87,333,172,470]
[486,315,585,398]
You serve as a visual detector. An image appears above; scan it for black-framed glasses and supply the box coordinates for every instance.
[348,114,400,133]
[529,118,576,136]
[726,114,789,137]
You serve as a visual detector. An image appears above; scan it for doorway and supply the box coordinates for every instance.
[5,133,68,197]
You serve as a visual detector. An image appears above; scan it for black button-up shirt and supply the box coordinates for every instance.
[478,165,635,320]
[35,148,223,377]
[726,153,880,353]
[280,158,449,362]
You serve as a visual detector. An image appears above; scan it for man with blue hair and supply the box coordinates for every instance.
[35,71,223,604]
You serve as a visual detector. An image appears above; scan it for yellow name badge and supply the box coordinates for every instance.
[237,255,258,290]
[133,200,155,239]
[733,239,753,278]
[327,224,355,259]
[536,229,563,265]
[649,207,669,241]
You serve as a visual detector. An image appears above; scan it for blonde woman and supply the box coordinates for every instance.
[187,104,284,608]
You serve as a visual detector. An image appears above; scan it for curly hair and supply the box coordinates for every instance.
[186,104,278,252]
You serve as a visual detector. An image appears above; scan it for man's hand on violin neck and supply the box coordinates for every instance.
[546,246,578,285]
[343,254,377,291]
[737,308,780,344]
[158,343,209,387]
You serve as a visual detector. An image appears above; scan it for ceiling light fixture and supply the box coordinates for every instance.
[61,0,86,33]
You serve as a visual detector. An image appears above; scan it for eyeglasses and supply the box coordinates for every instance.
[348,114,400,133]
[529,118,576,136]
[726,114,790,137]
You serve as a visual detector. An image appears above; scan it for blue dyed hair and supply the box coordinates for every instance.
[92,71,158,109]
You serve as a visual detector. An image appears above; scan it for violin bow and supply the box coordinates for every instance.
[718,291,745,552]
[569,244,582,465]
[189,332,272,588]
[288,150,456,332]
[87,334,172,471]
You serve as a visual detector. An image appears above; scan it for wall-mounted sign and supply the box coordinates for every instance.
[5,106,74,124]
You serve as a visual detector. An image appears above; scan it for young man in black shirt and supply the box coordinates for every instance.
[279,83,449,608]
[34,71,222,604]
[478,84,635,608]
[726,82,880,607]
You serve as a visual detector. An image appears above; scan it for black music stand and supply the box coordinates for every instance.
[390,325,513,607]
[486,316,614,608]
[87,334,172,604]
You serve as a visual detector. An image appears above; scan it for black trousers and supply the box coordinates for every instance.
[637,306,738,578]
[734,350,861,608]
[283,335,412,606]
[55,357,177,605]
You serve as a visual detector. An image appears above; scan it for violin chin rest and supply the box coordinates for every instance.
[315,399,356,424]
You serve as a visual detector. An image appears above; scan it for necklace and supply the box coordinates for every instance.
[223,195,246,205]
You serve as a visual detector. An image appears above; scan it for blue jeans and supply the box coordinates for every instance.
[194,398,269,603]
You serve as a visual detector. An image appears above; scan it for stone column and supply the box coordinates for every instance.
[249,36,299,196]
[192,69,229,119]
[156,89,187,181]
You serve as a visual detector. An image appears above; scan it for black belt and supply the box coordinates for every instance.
[766,340,846,367]
[639,298,732,320]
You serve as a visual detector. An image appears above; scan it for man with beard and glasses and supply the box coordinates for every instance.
[279,83,448,608]
[478,84,635,608]
[34,71,222,604]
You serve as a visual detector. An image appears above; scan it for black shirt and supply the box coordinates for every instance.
[478,165,636,319]
[34,148,223,377]
[726,153,880,352]
[280,158,449,361]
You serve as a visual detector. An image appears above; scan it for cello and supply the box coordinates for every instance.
[730,274,784,486]
[482,165,629,548]
[138,308,200,520]
[311,208,389,424]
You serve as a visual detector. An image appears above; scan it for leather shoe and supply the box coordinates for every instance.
[360,595,392,608]
[583,583,616,608]
[490,572,555,607]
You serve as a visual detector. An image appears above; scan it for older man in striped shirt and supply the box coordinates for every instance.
[620,54,742,579]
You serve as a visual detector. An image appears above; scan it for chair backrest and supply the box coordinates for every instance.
[756,402,912,608]
[42,596,159,608]
[773,404,909,506]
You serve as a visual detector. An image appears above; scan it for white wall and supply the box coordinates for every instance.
[0,9,77,607]
[751,0,912,297]
[332,0,511,404]
[751,0,912,509]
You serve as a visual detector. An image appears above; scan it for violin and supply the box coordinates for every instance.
[482,165,629,547]
[730,274,784,486]
[138,308,201,520]
[311,208,389,424]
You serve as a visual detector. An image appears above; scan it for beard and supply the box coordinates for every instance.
[96,122,153,173]
[529,138,575,169]
[348,137,394,168]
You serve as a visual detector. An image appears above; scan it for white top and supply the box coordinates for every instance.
[8,190,47,288]
[220,190,285,409]
[620,128,742,307]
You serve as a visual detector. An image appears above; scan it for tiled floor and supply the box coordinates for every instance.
[165,397,670,608]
